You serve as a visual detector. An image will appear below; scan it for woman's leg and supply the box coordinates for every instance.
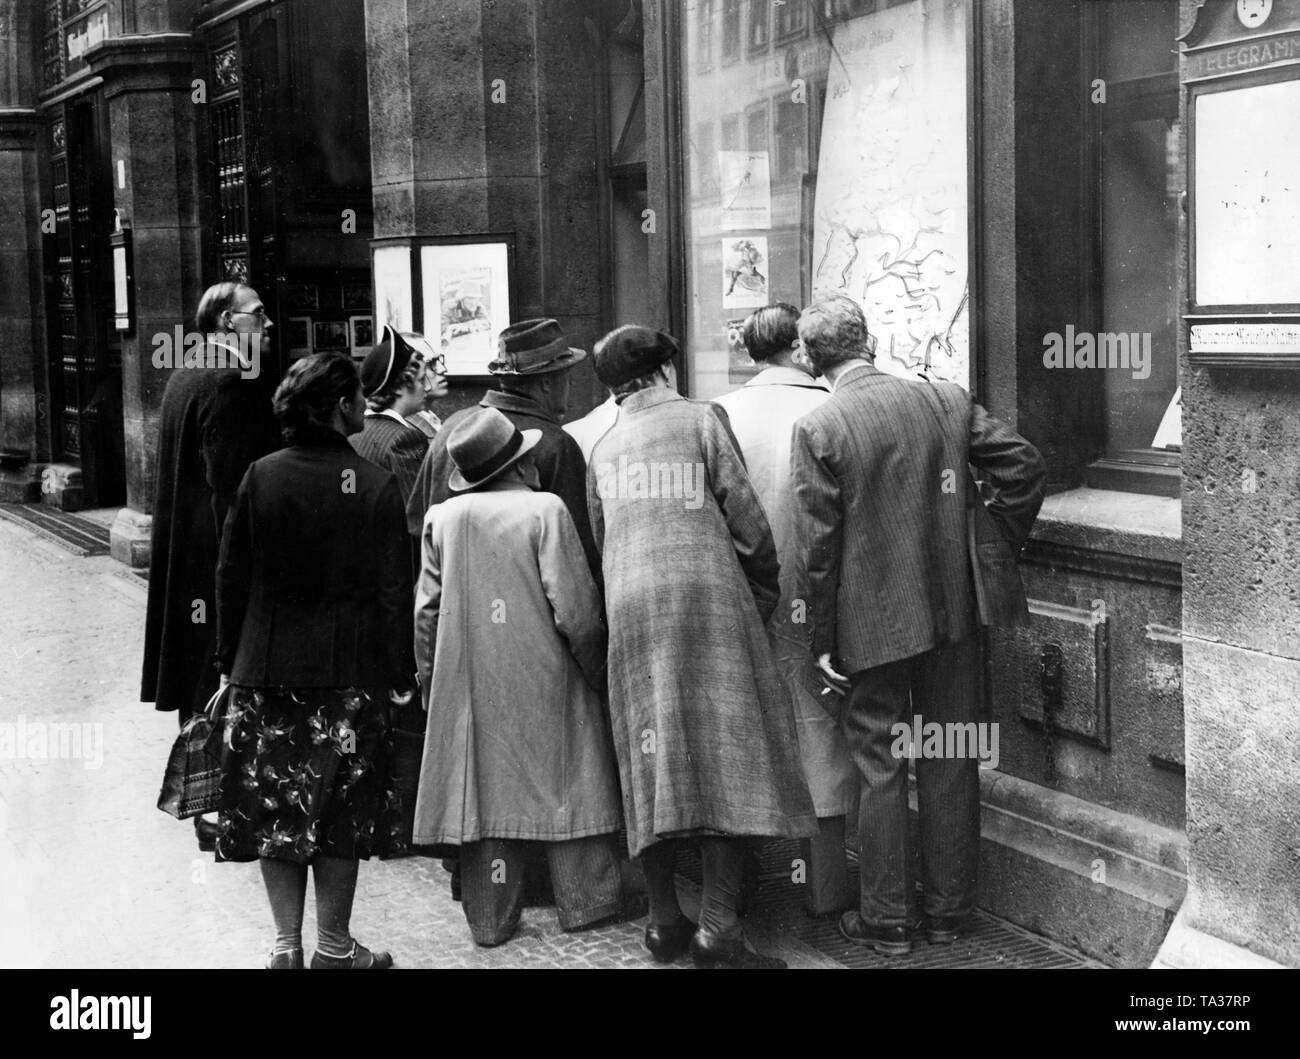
[691,836,786,968]
[697,836,746,940]
[259,857,308,954]
[638,838,685,926]
[312,854,359,957]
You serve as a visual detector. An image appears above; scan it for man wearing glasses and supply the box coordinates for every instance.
[141,282,280,851]
[405,347,450,440]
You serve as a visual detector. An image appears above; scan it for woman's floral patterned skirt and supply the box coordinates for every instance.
[214,685,407,864]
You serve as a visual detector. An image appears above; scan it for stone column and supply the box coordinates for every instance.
[1152,0,1300,974]
[0,0,51,501]
[85,32,202,566]
[365,0,604,412]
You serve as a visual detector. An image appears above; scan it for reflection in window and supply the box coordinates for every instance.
[1095,0,1180,455]
[697,0,715,68]
[680,0,969,398]
[748,0,769,51]
[722,0,742,61]
[775,0,809,40]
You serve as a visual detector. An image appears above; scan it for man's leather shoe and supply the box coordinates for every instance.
[838,911,913,955]
[644,917,695,963]
[924,915,968,945]
[194,816,219,852]
[689,928,786,969]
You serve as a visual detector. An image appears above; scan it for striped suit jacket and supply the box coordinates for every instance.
[349,411,429,507]
[790,366,1045,674]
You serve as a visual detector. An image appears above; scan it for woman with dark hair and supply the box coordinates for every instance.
[215,352,416,969]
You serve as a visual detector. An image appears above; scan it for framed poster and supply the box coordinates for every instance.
[284,283,319,312]
[341,280,373,312]
[373,244,414,335]
[314,320,349,352]
[349,315,374,357]
[288,316,312,359]
[420,238,514,377]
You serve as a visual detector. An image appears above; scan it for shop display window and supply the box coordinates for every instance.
[680,0,970,397]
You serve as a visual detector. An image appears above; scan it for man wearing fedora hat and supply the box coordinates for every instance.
[405,318,599,579]
[412,406,626,946]
[349,325,432,509]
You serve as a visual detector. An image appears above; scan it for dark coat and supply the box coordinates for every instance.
[404,389,599,580]
[216,428,416,691]
[351,411,430,578]
[587,388,817,855]
[140,360,277,716]
[790,367,1046,674]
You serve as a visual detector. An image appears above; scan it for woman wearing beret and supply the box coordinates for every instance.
[586,325,818,969]
[215,353,417,969]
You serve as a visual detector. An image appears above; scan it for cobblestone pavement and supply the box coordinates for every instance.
[0,515,837,970]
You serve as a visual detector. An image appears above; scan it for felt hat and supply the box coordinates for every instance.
[487,318,587,376]
[446,406,543,492]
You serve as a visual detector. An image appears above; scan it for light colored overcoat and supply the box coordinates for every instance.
[587,387,817,856]
[412,481,623,845]
[714,366,857,817]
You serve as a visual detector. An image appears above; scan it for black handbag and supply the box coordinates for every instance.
[156,685,230,820]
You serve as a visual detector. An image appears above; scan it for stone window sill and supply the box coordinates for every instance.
[1028,487,1182,568]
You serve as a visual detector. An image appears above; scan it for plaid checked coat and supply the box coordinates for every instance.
[587,387,817,856]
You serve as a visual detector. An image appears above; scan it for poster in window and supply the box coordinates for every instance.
[373,245,413,334]
[719,150,772,229]
[420,241,511,376]
[722,237,769,309]
[811,0,969,386]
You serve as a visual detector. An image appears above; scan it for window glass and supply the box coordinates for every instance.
[1097,0,1180,452]
[680,0,969,398]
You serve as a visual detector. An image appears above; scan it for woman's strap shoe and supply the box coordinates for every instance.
[644,918,695,964]
[265,948,303,969]
[838,911,914,956]
[689,928,787,969]
[310,941,394,969]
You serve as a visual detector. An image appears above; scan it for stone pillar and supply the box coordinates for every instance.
[365,0,604,412]
[1148,0,1299,971]
[0,0,51,501]
[85,32,202,566]
[1156,361,1300,969]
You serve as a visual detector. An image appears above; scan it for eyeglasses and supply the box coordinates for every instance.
[424,353,447,376]
[230,309,269,324]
